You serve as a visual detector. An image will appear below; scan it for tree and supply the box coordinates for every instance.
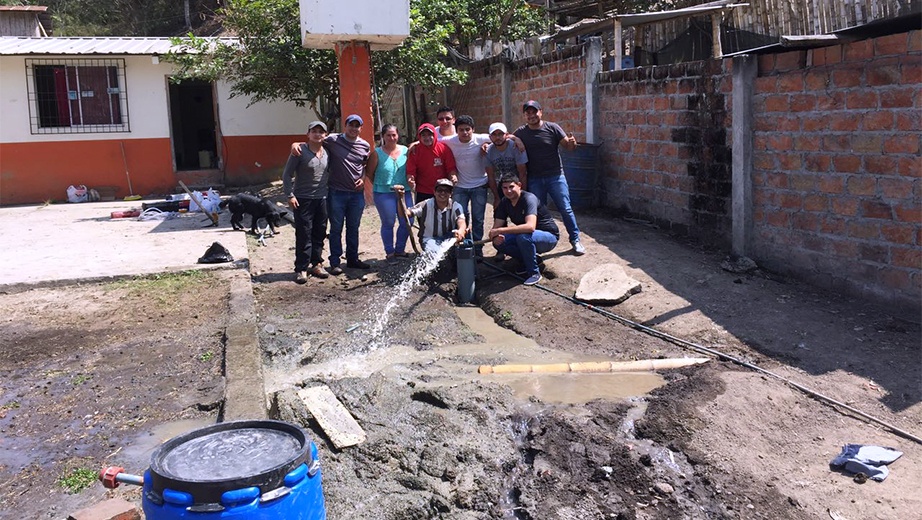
[166,0,546,123]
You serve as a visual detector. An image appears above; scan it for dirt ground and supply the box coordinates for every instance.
[246,183,921,520]
[0,271,228,519]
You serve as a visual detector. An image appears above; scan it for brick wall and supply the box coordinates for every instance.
[452,45,586,136]
[598,60,734,239]
[452,60,503,131]
[509,46,587,139]
[751,32,921,305]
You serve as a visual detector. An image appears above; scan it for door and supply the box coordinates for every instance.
[168,80,219,171]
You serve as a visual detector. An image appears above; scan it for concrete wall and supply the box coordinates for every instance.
[449,31,921,309]
[750,32,921,305]
[0,55,316,204]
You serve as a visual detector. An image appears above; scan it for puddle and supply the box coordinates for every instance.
[118,417,215,468]
[483,372,665,404]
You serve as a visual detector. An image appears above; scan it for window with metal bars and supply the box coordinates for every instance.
[25,58,130,134]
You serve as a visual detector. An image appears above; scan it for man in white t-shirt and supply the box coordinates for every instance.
[439,115,524,258]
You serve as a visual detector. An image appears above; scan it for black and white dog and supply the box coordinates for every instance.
[219,193,292,234]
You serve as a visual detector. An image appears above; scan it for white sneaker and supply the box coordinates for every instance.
[572,241,586,256]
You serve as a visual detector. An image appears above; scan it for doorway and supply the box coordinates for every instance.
[168,80,219,171]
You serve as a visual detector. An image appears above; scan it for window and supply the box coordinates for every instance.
[25,58,130,134]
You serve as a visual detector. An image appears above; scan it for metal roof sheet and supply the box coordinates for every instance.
[0,6,48,11]
[0,37,235,55]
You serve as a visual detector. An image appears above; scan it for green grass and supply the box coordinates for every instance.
[283,312,301,319]
[71,374,92,386]
[1,401,20,410]
[199,350,214,362]
[58,468,98,494]
[105,270,213,306]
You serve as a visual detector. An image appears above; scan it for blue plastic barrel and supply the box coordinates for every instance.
[142,420,325,519]
[560,143,601,211]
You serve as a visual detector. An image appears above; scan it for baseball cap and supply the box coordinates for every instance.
[488,122,507,135]
[307,120,327,132]
[434,178,454,190]
[417,123,436,135]
[523,100,541,111]
[345,114,363,125]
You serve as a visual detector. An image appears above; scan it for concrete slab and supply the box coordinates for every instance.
[0,200,248,287]
[575,262,642,304]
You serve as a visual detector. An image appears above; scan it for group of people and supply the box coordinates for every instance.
[282,100,585,286]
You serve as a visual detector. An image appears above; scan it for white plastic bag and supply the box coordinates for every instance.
[66,184,88,203]
[190,188,222,214]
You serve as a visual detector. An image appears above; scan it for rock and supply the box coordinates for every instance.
[720,255,758,274]
[575,263,641,304]
[653,482,674,495]
[68,499,140,520]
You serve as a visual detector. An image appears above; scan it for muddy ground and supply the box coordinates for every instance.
[247,183,921,520]
[0,271,228,519]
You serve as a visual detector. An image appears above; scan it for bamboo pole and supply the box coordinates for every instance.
[178,180,218,226]
[478,358,710,375]
[393,185,420,254]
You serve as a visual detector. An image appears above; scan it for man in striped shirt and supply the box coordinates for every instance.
[400,178,467,254]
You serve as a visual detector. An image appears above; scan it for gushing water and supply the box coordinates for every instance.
[367,239,455,348]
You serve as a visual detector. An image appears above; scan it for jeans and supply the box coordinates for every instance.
[372,191,414,255]
[327,188,365,266]
[453,183,488,247]
[528,174,580,243]
[293,197,328,271]
[496,231,558,276]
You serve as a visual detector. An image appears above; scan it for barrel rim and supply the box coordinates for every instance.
[148,419,311,505]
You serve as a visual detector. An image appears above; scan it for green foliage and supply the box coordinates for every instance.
[57,467,98,494]
[199,350,214,361]
[71,374,92,385]
[167,0,546,118]
[105,270,212,306]
[2,0,216,36]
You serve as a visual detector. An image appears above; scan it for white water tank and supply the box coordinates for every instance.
[299,0,410,50]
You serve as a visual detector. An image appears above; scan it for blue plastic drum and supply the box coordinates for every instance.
[142,420,325,519]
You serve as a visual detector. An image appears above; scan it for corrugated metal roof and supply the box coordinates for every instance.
[0,37,236,55]
[0,6,48,11]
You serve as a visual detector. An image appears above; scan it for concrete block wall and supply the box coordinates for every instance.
[750,32,921,306]
[598,60,734,239]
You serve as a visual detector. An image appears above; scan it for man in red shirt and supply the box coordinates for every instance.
[407,123,458,202]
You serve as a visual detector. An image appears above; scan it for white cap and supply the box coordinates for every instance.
[488,122,507,135]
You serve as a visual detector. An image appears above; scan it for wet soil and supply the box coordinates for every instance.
[0,272,229,519]
[246,181,919,520]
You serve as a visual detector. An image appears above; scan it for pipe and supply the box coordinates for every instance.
[479,358,709,374]
[480,261,922,445]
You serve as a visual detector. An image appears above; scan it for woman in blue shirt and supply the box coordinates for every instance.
[366,124,413,259]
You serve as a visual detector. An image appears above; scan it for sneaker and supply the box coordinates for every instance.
[295,271,308,284]
[346,259,371,269]
[395,251,410,258]
[386,253,396,261]
[310,264,329,279]
[572,241,586,256]
[329,265,344,276]
[524,273,542,286]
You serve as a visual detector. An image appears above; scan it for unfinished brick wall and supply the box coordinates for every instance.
[751,32,921,304]
[452,60,503,131]
[598,60,733,239]
[509,46,587,139]
[452,45,587,136]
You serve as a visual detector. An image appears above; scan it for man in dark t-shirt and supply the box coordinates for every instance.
[488,173,559,286]
[513,100,585,256]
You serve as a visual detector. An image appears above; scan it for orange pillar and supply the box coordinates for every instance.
[335,41,375,144]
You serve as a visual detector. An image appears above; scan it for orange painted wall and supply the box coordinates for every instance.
[222,134,305,187]
[0,138,174,205]
[336,42,374,144]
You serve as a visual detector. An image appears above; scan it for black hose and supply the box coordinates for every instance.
[480,261,922,445]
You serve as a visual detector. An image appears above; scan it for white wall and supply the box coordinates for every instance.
[0,55,316,144]
[299,0,409,49]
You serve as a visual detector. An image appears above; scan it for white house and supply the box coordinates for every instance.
[0,37,319,205]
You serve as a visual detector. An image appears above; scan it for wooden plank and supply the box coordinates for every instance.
[613,18,622,70]
[298,385,367,449]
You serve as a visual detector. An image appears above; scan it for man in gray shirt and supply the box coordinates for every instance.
[324,114,372,273]
[283,121,331,283]
[485,122,529,204]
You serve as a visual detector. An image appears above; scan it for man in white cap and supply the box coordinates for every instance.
[485,122,529,205]
[283,121,331,283]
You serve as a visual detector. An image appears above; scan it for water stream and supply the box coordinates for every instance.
[366,239,456,348]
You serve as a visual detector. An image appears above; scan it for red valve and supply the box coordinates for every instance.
[100,466,124,489]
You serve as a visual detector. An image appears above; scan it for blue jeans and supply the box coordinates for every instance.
[453,184,488,247]
[327,189,365,266]
[528,174,580,243]
[372,191,414,255]
[496,231,558,276]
